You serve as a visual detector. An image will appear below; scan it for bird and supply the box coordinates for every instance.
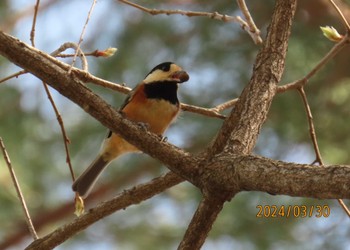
[72,62,189,198]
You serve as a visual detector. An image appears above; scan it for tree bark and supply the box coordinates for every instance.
[210,0,297,157]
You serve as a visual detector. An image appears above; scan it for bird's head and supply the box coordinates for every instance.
[143,62,189,84]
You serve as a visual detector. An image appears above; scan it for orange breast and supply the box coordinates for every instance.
[122,84,180,135]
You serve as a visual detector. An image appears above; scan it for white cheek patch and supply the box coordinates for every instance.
[144,71,168,83]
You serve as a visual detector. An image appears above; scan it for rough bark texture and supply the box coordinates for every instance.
[210,0,296,157]
[178,196,224,250]
[209,154,350,199]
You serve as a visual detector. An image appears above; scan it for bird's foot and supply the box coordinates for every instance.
[137,122,150,130]
[159,135,168,142]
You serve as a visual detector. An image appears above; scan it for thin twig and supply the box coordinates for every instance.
[328,0,350,31]
[297,87,323,164]
[69,0,96,73]
[44,46,80,181]
[41,43,86,182]
[277,35,349,93]
[0,70,27,84]
[181,103,226,119]
[55,50,100,58]
[118,0,262,44]
[51,42,88,71]
[212,98,238,112]
[236,0,262,44]
[0,42,89,85]
[337,199,350,217]
[119,0,237,21]
[0,138,39,240]
[42,82,75,181]
[297,87,350,217]
[80,71,130,93]
[30,4,77,182]
[30,0,40,47]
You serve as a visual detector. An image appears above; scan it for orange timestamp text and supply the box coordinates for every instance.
[256,205,330,218]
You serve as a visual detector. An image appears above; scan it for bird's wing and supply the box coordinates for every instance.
[105,82,143,139]
[119,83,142,111]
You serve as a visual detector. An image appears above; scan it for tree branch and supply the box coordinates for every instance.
[0,138,38,240]
[210,0,297,156]
[206,154,350,199]
[19,153,350,249]
[178,196,226,250]
[25,172,183,250]
[277,35,349,93]
[118,0,263,44]
[69,0,96,72]
[236,0,262,44]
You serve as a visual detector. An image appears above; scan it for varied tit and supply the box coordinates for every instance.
[72,62,189,198]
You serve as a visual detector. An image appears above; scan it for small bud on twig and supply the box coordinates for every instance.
[95,47,118,57]
[320,26,343,42]
[74,194,85,216]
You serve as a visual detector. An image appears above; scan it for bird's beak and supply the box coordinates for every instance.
[171,70,189,83]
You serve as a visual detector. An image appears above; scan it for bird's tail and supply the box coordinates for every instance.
[72,155,110,198]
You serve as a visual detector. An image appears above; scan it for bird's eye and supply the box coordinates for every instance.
[159,63,171,72]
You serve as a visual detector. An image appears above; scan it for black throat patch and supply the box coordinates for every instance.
[143,81,179,105]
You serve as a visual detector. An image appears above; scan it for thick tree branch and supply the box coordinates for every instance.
[178,196,226,250]
[25,172,183,250]
[18,153,350,249]
[210,0,297,156]
[205,154,350,199]
[180,2,298,246]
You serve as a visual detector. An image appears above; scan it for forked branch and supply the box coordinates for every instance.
[118,0,263,44]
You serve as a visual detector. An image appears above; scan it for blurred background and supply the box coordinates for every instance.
[0,0,350,249]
